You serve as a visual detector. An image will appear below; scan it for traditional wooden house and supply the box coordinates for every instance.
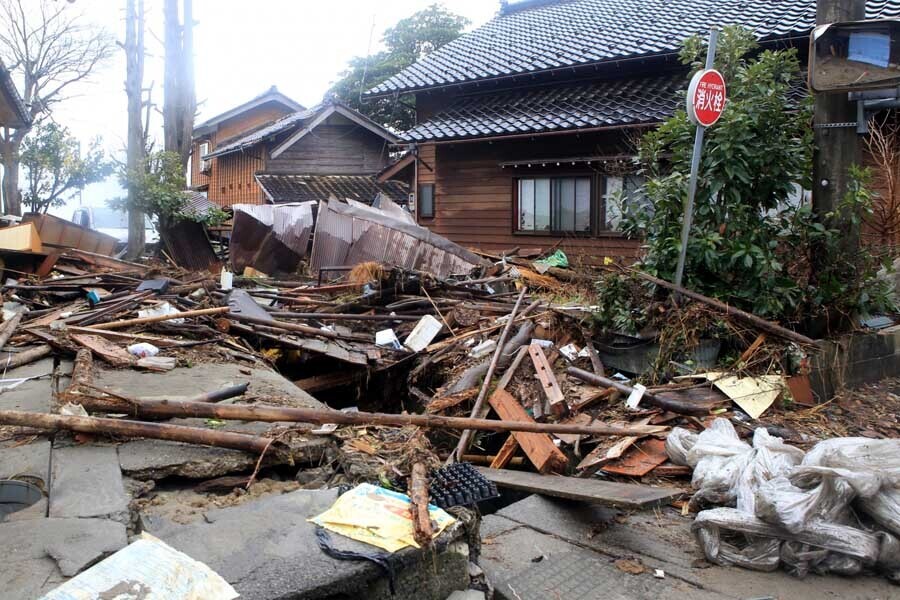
[190,88,409,208]
[0,59,30,129]
[366,0,900,265]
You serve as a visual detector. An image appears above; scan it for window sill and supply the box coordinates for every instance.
[513,230,628,238]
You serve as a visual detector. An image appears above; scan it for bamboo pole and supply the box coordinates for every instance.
[0,409,278,455]
[90,306,230,330]
[450,287,528,462]
[72,394,663,436]
[630,270,817,345]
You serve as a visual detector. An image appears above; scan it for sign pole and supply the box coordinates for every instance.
[673,28,719,289]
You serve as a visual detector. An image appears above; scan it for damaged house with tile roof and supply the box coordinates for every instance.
[367,0,900,265]
[189,86,410,209]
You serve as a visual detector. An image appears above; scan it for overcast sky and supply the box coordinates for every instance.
[32,0,498,213]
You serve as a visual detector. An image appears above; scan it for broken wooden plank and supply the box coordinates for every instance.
[529,343,567,417]
[576,416,660,472]
[489,435,520,469]
[426,388,478,414]
[601,437,670,477]
[295,371,362,394]
[487,388,567,474]
[553,413,594,445]
[136,356,177,371]
[739,333,767,363]
[90,306,229,330]
[408,462,433,547]
[66,326,184,347]
[476,466,684,510]
[70,334,134,367]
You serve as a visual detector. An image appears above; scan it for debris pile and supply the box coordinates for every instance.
[2,201,899,596]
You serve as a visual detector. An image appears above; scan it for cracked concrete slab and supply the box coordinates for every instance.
[486,495,900,600]
[152,488,468,600]
[0,357,64,414]
[49,444,130,523]
[93,362,323,409]
[1,517,127,596]
[101,363,334,480]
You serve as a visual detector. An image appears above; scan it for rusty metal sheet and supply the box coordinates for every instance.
[160,219,221,273]
[230,202,314,275]
[309,199,484,278]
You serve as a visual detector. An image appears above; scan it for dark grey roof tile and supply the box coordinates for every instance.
[370,0,899,95]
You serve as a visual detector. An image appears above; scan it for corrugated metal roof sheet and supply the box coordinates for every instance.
[256,174,410,206]
[230,202,316,275]
[309,200,484,278]
[367,0,900,96]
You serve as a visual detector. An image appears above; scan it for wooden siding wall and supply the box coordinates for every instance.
[417,133,644,266]
[266,116,391,175]
[210,147,267,206]
[190,101,294,202]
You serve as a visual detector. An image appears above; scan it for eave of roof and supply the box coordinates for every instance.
[0,59,30,128]
[401,71,685,143]
[193,87,304,136]
[365,0,900,98]
[255,173,409,205]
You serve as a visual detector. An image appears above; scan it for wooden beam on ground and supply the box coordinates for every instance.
[529,343,567,417]
[487,389,567,474]
[476,466,685,510]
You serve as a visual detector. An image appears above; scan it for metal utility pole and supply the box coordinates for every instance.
[812,0,866,252]
[674,29,719,289]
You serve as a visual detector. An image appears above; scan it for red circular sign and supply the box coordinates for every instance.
[687,69,727,127]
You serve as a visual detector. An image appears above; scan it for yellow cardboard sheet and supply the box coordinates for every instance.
[698,371,786,419]
[309,483,456,553]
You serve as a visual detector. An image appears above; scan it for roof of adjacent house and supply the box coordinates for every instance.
[255,174,410,205]
[193,86,304,135]
[204,101,400,160]
[402,72,684,142]
[367,0,900,97]
[0,59,30,128]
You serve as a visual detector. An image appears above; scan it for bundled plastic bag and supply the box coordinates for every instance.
[666,419,803,512]
[669,421,900,581]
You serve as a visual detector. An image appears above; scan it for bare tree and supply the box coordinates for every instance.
[124,0,145,258]
[163,0,195,173]
[864,114,900,251]
[0,0,114,215]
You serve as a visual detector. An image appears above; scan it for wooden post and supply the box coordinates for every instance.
[812,0,866,258]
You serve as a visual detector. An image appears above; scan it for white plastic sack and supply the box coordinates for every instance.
[669,421,900,581]
[666,419,803,513]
